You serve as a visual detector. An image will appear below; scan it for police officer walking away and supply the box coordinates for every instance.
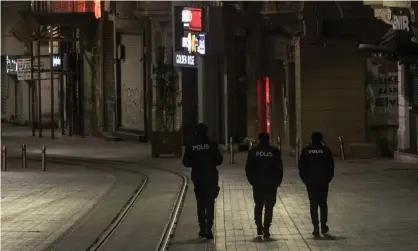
[182,123,223,239]
[298,132,334,236]
[245,132,283,238]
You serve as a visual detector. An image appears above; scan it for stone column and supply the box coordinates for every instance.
[397,62,410,149]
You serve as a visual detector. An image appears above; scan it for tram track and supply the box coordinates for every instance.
[86,171,150,251]
[7,155,190,251]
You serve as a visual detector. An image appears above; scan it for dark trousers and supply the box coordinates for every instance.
[306,184,329,226]
[252,186,277,229]
[194,182,219,231]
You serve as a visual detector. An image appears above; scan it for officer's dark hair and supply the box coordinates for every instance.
[311,132,323,144]
[258,132,270,144]
[196,123,208,137]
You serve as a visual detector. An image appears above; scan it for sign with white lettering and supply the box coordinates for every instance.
[255,151,273,157]
[392,15,410,32]
[174,52,196,68]
[5,55,18,75]
[182,32,205,55]
[17,58,46,81]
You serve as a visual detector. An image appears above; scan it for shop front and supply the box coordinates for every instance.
[173,6,206,144]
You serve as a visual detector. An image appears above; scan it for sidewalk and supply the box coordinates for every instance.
[214,155,418,251]
[1,159,116,251]
[1,124,151,161]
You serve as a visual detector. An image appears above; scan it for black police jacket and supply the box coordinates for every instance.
[298,144,334,185]
[182,137,223,184]
[245,144,283,188]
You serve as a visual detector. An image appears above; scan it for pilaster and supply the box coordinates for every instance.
[398,62,410,149]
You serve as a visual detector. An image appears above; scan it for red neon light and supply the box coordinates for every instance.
[52,0,95,13]
[94,0,101,19]
[188,8,202,31]
[256,79,264,133]
[265,77,270,134]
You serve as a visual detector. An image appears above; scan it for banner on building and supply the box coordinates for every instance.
[366,58,398,126]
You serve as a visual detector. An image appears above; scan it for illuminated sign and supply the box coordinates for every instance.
[52,55,61,68]
[181,8,202,31]
[182,33,205,55]
[174,52,196,68]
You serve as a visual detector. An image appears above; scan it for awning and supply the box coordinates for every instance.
[359,27,418,61]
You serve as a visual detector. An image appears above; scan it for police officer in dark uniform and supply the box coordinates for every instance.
[245,132,283,238]
[182,123,223,239]
[298,132,334,236]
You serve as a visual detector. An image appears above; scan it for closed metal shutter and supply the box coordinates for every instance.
[1,72,9,120]
[409,69,418,151]
[413,72,418,107]
[409,111,417,152]
[119,33,145,132]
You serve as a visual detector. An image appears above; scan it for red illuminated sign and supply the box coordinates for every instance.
[265,77,270,134]
[181,8,202,31]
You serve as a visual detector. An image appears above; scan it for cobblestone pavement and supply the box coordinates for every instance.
[214,154,418,251]
[1,160,116,251]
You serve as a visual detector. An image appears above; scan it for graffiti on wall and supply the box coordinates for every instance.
[366,58,399,126]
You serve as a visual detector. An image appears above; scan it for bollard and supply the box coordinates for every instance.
[229,137,234,164]
[248,141,253,150]
[338,136,345,160]
[295,138,300,166]
[22,144,27,169]
[2,145,7,171]
[41,145,46,171]
[277,137,282,151]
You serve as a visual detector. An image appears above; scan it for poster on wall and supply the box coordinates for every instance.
[366,58,399,126]
[16,58,47,81]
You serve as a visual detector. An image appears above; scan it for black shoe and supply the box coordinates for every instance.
[198,230,206,238]
[256,226,263,236]
[312,227,320,236]
[321,225,329,234]
[263,229,271,239]
[206,229,214,239]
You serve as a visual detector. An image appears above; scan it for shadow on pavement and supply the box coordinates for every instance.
[313,234,348,241]
[250,236,286,242]
[169,238,211,246]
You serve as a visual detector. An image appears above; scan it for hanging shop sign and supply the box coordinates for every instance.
[182,32,206,55]
[174,51,196,68]
[181,8,202,31]
[5,55,18,75]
